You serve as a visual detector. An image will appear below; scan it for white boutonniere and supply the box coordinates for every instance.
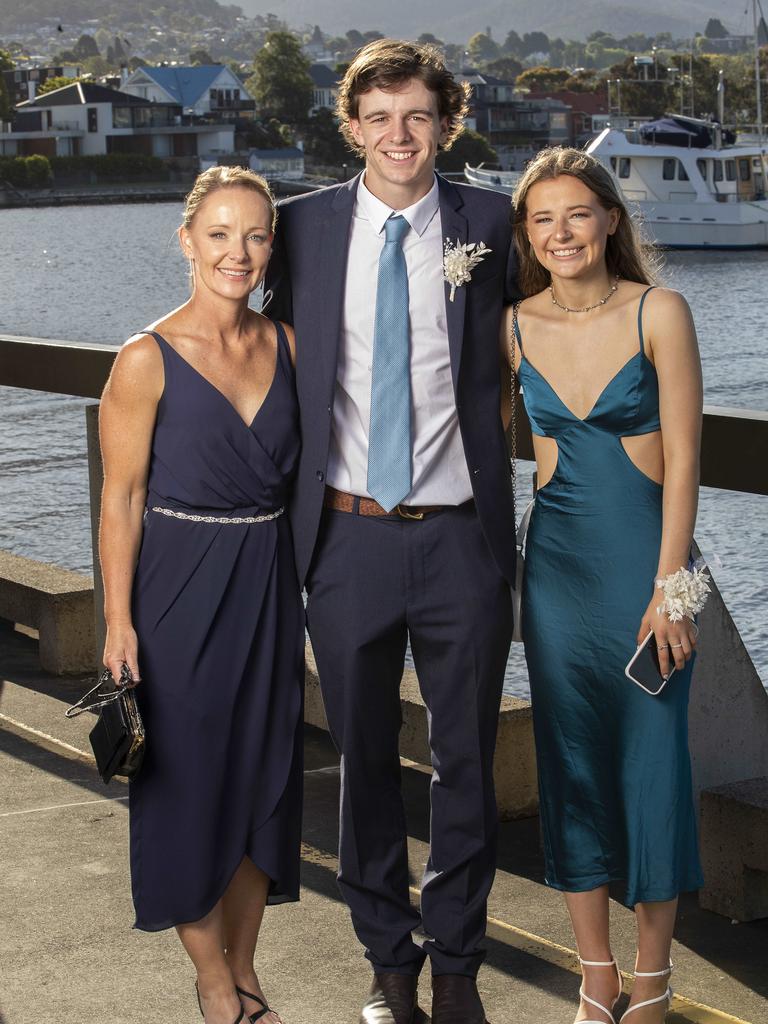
[443,238,492,301]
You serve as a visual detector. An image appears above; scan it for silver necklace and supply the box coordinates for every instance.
[550,276,619,313]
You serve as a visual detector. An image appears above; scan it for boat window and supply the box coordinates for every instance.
[662,158,676,180]
[726,160,736,181]
[696,159,708,180]
[713,161,723,182]
[677,161,689,181]
[610,156,617,171]
[618,157,631,178]
[738,158,751,182]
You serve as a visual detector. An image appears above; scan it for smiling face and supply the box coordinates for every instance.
[179,185,273,298]
[349,77,449,208]
[525,174,620,284]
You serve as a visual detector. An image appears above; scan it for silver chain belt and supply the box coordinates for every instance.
[150,506,284,525]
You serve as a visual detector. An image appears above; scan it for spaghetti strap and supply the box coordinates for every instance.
[637,287,656,355]
[273,321,293,372]
[512,301,524,353]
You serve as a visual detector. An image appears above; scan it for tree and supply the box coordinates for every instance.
[0,76,11,122]
[302,106,359,167]
[502,30,523,57]
[521,31,550,58]
[417,34,443,47]
[73,34,100,60]
[485,56,523,81]
[37,75,78,96]
[248,31,313,123]
[189,48,214,65]
[516,66,570,93]
[436,127,497,172]
[705,18,729,39]
[345,29,365,49]
[0,47,14,71]
[467,32,499,67]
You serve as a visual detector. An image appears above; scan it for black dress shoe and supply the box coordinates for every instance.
[360,973,428,1024]
[431,975,488,1024]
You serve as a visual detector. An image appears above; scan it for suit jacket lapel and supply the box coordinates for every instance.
[315,174,359,399]
[437,175,468,396]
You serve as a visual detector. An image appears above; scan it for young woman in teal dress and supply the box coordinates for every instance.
[501,148,704,1024]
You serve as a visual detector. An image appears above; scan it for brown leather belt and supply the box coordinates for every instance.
[323,486,444,520]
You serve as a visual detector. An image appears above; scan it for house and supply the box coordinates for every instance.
[2,64,82,106]
[1,81,235,159]
[526,89,608,147]
[457,70,570,170]
[248,147,305,179]
[121,64,254,119]
[309,63,339,114]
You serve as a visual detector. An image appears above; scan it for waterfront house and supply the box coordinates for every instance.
[457,69,571,170]
[309,64,339,115]
[1,64,82,106]
[248,147,305,179]
[0,82,235,159]
[120,64,255,120]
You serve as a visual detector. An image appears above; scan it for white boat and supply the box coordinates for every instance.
[463,164,520,194]
[586,121,768,249]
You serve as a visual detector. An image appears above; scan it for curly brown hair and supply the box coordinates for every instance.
[512,147,660,296]
[336,38,470,156]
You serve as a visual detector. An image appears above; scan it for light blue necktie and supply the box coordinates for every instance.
[367,214,412,512]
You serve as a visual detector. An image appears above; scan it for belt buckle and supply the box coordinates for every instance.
[396,504,424,521]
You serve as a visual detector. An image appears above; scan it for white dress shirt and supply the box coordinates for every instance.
[327,174,473,505]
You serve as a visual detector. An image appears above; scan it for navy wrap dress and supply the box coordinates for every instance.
[129,322,303,931]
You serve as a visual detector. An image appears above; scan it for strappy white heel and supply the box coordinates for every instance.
[576,956,623,1024]
[620,962,673,1021]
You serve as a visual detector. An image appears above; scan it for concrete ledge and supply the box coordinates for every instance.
[699,777,768,922]
[304,643,539,821]
[0,550,95,675]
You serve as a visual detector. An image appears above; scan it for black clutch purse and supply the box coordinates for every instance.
[66,664,145,784]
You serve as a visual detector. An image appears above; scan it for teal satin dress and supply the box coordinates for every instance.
[517,288,703,907]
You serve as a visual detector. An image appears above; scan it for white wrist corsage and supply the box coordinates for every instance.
[655,563,711,622]
[443,238,492,301]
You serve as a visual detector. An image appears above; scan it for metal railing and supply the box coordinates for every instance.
[2,334,767,494]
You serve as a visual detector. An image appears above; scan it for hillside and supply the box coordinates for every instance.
[0,0,243,35]
[239,0,750,43]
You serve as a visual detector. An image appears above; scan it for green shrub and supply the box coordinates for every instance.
[50,153,168,181]
[0,154,52,187]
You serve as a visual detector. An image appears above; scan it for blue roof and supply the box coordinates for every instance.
[139,65,232,107]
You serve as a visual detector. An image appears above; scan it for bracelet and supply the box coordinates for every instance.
[655,564,711,623]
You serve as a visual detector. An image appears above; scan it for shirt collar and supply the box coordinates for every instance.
[356,173,440,238]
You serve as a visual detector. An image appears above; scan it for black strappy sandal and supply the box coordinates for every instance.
[195,980,245,1024]
[235,985,277,1023]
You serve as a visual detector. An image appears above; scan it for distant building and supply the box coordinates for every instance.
[121,64,254,119]
[309,64,339,115]
[526,89,609,147]
[248,147,305,179]
[1,64,82,106]
[1,81,235,159]
[458,70,570,170]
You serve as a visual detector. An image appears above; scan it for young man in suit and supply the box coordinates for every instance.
[266,39,520,1024]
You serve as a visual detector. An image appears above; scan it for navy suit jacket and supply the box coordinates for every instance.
[265,172,522,587]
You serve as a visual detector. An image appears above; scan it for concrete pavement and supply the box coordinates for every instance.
[1,620,766,1024]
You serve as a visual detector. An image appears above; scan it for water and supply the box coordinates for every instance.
[1,202,766,695]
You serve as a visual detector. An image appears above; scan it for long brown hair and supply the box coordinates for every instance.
[336,38,469,156]
[512,147,660,296]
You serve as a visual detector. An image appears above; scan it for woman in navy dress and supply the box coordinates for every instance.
[501,149,704,1024]
[99,167,302,1024]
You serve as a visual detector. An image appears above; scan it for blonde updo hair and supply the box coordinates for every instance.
[182,165,277,232]
[512,147,659,296]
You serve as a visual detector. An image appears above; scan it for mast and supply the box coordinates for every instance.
[754,0,764,143]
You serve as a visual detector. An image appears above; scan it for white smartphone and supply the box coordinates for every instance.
[625,630,675,695]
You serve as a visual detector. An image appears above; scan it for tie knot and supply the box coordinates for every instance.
[384,215,409,245]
